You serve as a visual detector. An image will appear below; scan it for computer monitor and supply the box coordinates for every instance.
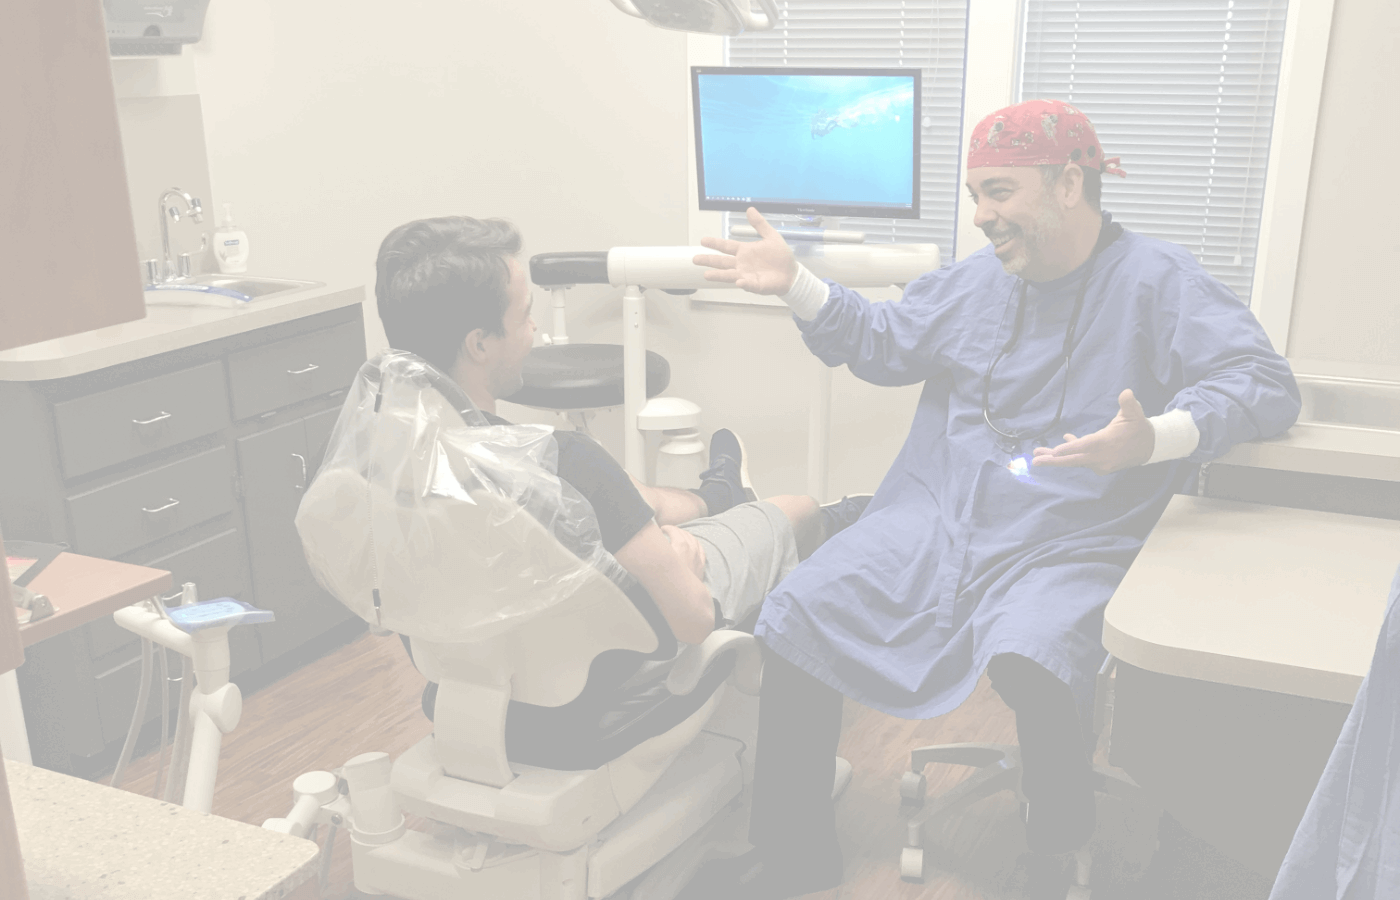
[691,66,921,220]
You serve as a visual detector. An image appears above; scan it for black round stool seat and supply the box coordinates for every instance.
[512,343,670,410]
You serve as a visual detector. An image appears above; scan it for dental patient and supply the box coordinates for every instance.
[373,215,869,769]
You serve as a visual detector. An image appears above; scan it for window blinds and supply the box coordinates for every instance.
[1020,0,1289,300]
[726,0,969,257]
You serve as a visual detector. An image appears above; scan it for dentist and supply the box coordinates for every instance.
[683,100,1301,899]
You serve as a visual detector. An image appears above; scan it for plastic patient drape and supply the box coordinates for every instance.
[296,351,637,643]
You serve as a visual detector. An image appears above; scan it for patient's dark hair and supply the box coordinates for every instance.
[375,216,523,374]
[1040,163,1103,211]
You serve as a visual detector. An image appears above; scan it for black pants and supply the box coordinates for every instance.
[747,647,1095,862]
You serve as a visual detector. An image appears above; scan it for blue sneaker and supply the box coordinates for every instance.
[819,494,873,541]
[696,429,756,516]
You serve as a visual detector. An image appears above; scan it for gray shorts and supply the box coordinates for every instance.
[680,500,800,627]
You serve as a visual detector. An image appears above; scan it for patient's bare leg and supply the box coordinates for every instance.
[765,494,823,560]
[632,478,709,526]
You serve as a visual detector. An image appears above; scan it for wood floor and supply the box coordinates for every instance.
[110,630,1271,900]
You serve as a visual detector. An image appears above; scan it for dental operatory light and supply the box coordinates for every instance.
[607,0,779,36]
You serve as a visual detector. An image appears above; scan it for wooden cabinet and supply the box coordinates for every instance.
[0,303,366,775]
[236,409,352,666]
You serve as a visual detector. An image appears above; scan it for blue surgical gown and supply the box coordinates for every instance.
[755,215,1301,718]
[1270,565,1400,900]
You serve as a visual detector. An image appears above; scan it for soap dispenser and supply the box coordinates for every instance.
[214,203,250,274]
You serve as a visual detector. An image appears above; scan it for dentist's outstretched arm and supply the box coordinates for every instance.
[694,207,798,295]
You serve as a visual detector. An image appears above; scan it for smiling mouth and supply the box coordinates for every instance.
[991,233,1018,251]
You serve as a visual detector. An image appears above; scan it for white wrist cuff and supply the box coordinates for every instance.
[780,264,830,321]
[1146,408,1201,465]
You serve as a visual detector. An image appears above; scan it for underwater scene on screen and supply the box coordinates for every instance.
[699,73,917,209]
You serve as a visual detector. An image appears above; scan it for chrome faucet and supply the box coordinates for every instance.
[157,187,204,282]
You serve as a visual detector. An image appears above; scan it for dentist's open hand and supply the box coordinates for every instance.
[694,207,798,295]
[1031,389,1156,476]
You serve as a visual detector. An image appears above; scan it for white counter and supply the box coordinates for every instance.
[0,284,364,381]
[1215,422,1400,483]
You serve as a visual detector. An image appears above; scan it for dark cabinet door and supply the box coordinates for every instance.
[236,419,351,666]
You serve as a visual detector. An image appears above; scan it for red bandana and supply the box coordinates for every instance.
[967,99,1127,178]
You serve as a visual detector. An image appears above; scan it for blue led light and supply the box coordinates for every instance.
[1005,454,1041,484]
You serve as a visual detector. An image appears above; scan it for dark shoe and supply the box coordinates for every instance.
[819,494,873,541]
[1021,852,1073,900]
[676,849,842,900]
[696,428,756,516]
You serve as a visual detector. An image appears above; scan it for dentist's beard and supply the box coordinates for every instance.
[986,202,1064,277]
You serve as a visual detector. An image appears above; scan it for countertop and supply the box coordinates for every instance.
[8,758,319,900]
[1104,495,1400,704]
[1221,358,1400,481]
[0,282,364,381]
[1214,421,1400,482]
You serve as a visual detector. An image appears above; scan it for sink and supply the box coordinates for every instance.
[1288,377,1400,433]
[145,274,325,307]
[188,274,324,299]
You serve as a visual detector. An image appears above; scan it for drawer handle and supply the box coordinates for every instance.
[291,452,308,491]
[132,411,173,426]
[141,498,181,515]
[287,363,320,375]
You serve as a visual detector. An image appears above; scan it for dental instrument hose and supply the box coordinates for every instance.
[155,645,170,799]
[110,638,154,789]
[163,655,196,804]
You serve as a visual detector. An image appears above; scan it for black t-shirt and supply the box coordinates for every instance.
[480,412,655,554]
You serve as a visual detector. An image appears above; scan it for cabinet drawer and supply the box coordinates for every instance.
[227,321,364,420]
[66,447,235,559]
[87,528,251,661]
[53,361,230,479]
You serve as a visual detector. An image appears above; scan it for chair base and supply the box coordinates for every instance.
[347,731,745,900]
[897,742,1146,896]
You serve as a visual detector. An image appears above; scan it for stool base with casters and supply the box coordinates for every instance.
[898,657,1156,897]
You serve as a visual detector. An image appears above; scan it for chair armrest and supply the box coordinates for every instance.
[665,630,762,696]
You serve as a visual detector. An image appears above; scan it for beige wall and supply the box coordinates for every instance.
[114,95,215,268]
[1286,0,1400,365]
[125,0,1396,496]
[184,0,916,499]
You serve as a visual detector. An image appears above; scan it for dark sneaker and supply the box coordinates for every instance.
[1021,851,1074,900]
[696,428,756,516]
[819,494,873,541]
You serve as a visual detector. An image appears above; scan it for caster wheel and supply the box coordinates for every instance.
[900,846,926,883]
[899,771,927,808]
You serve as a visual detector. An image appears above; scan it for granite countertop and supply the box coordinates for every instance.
[0,282,364,382]
[7,759,319,900]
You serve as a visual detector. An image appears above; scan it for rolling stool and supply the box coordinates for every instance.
[522,252,704,486]
[897,656,1156,897]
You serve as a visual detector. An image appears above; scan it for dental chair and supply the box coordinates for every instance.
[266,352,761,900]
[896,655,1152,898]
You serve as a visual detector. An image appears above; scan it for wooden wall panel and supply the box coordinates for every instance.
[0,0,144,352]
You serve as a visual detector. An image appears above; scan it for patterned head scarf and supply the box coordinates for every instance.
[967,99,1127,177]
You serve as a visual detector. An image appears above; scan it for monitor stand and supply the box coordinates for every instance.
[729,215,867,244]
